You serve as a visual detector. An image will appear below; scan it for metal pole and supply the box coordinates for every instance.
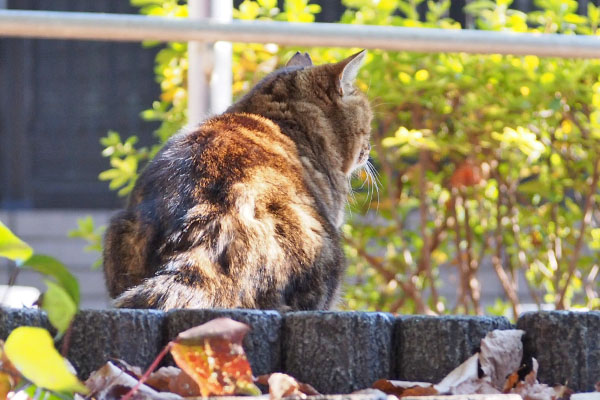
[210,0,232,115]
[187,0,211,126]
[0,9,600,59]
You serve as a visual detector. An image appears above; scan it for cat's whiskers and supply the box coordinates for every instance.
[364,160,381,211]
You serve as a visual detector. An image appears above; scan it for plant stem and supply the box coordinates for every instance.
[122,342,174,400]
[343,234,433,314]
[60,321,74,357]
[450,192,470,313]
[463,200,482,314]
[556,158,600,309]
[491,194,520,319]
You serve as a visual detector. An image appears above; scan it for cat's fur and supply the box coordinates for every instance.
[103,51,372,310]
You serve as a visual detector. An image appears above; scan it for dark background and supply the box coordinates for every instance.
[1,0,597,209]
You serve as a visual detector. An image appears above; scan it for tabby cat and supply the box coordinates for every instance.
[103,50,372,311]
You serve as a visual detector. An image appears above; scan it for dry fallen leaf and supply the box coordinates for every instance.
[503,372,520,393]
[85,361,182,400]
[170,317,261,397]
[479,329,524,389]
[373,379,438,397]
[435,353,480,394]
[267,372,305,400]
[256,373,320,398]
[143,366,201,397]
[509,358,568,400]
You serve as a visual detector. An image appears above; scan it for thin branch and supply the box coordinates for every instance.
[449,192,470,313]
[417,150,441,312]
[556,158,600,309]
[463,200,483,315]
[490,192,520,319]
[343,234,433,314]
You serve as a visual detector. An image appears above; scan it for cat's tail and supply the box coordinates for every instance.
[113,273,212,311]
[103,210,150,298]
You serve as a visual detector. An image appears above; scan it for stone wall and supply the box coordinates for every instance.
[1,308,598,394]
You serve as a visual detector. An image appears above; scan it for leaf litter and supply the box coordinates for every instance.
[374,329,572,400]
[0,320,585,400]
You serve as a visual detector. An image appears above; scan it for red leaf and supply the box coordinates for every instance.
[170,318,260,397]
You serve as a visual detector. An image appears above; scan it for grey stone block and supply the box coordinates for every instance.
[283,311,394,394]
[396,315,512,383]
[166,309,282,376]
[517,311,600,392]
[65,309,167,379]
[0,307,53,339]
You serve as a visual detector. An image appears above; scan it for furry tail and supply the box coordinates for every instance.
[103,210,149,298]
[113,274,212,311]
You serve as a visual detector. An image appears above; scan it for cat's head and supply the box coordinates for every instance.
[230,51,373,177]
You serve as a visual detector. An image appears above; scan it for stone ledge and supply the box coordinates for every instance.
[0,308,598,393]
[396,315,512,383]
[517,311,600,392]
[283,311,394,394]
[64,309,166,379]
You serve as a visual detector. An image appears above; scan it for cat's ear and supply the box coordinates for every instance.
[286,51,313,68]
[337,50,367,96]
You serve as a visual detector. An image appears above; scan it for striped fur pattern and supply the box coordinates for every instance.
[103,51,372,310]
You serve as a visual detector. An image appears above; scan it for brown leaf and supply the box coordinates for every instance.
[144,366,179,392]
[509,359,569,400]
[0,340,20,393]
[175,317,250,345]
[141,366,200,397]
[503,372,520,392]
[479,329,525,390]
[373,379,437,397]
[168,369,202,397]
[170,317,260,397]
[0,372,13,400]
[85,361,182,400]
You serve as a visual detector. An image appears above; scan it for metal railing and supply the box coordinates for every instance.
[1,6,599,119]
[1,8,600,58]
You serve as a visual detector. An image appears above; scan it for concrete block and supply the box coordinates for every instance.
[0,307,53,339]
[517,311,600,392]
[283,311,394,394]
[166,309,282,376]
[65,309,166,379]
[396,315,512,383]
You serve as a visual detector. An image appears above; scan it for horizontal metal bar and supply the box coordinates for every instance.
[1,9,600,58]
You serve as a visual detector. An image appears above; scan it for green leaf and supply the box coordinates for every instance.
[20,255,80,306]
[0,220,33,263]
[4,326,88,394]
[42,281,77,335]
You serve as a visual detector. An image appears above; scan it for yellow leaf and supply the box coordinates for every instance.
[415,69,430,81]
[4,327,88,394]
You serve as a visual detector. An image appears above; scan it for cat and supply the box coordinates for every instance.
[103,50,373,311]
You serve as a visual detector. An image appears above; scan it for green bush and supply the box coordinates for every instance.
[85,0,600,317]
